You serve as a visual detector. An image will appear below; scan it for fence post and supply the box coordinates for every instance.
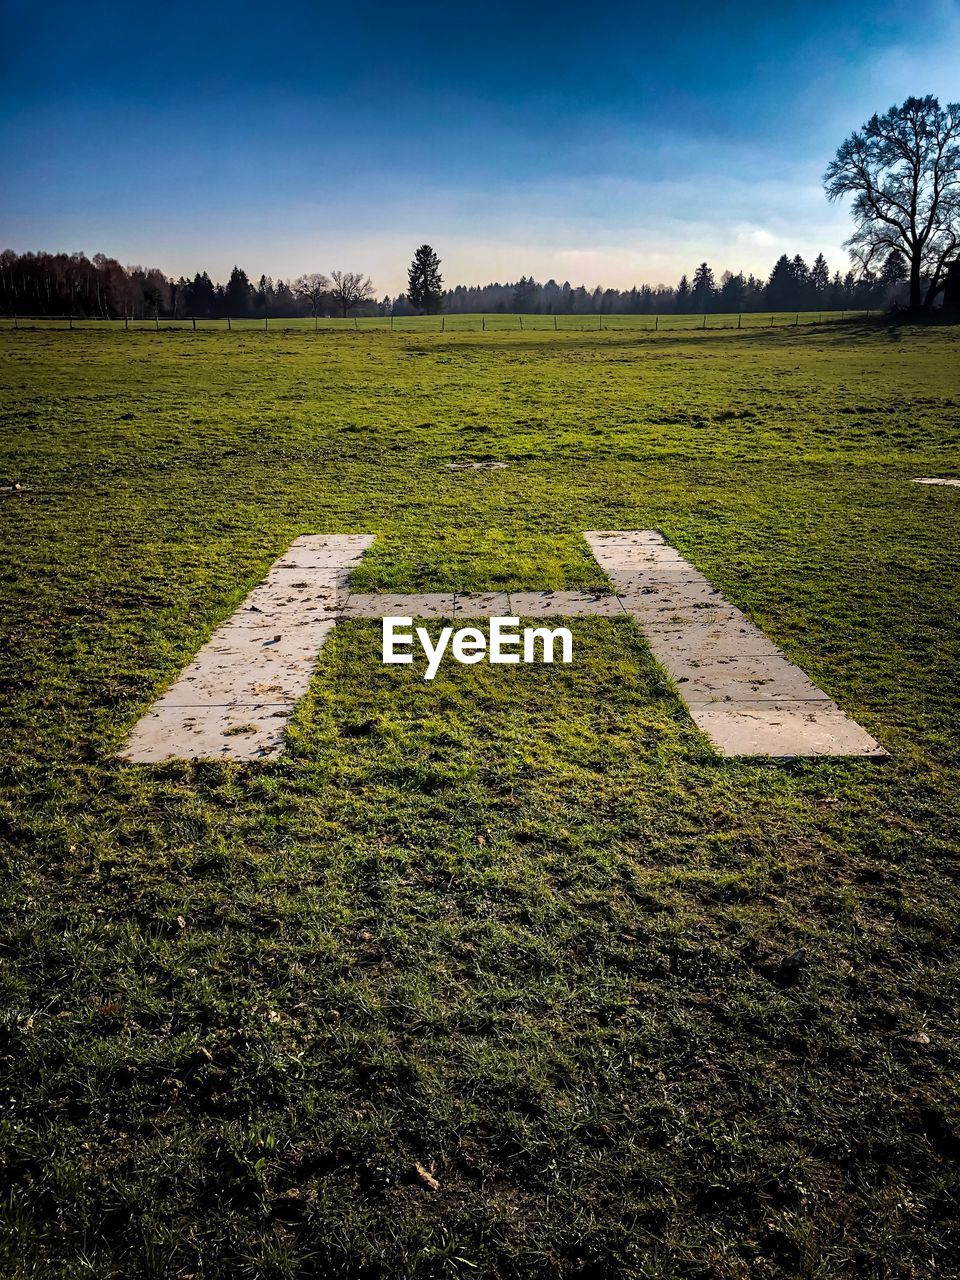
[770,314,774,326]
[702,313,706,329]
[14,315,18,330]
[192,316,196,330]
[390,314,394,329]
[482,315,485,331]
[553,314,557,330]
[737,313,741,329]
[795,313,799,326]
[840,311,845,321]
[354,316,358,330]
[518,314,523,330]
[124,315,128,331]
[441,314,445,331]
[227,316,231,330]
[655,315,659,331]
[69,315,73,330]
[315,314,318,332]
[265,316,268,331]
[155,310,159,331]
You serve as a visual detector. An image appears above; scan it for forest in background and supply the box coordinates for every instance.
[0,246,909,320]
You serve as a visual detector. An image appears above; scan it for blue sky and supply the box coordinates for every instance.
[2,0,959,293]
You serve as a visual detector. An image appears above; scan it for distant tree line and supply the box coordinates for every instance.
[0,253,375,320]
[1,246,908,320]
[422,250,907,315]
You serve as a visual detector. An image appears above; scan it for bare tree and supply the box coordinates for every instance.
[824,95,960,311]
[329,270,374,317]
[293,273,330,317]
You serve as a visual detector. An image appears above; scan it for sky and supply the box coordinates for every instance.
[1,0,959,294]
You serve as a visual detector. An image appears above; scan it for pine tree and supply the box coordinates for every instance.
[810,253,830,295]
[690,262,716,311]
[512,275,539,311]
[407,245,444,313]
[224,266,252,316]
[765,255,795,310]
[879,250,908,286]
[675,274,691,312]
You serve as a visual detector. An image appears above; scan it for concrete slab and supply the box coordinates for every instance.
[642,620,783,660]
[340,593,454,618]
[153,622,335,706]
[584,530,666,546]
[454,592,511,617]
[589,544,693,571]
[238,567,352,621]
[656,651,831,703]
[612,577,727,606]
[122,534,373,762]
[276,545,371,570]
[232,591,344,625]
[912,477,960,488]
[508,591,625,617]
[584,529,885,758]
[689,700,885,758]
[121,703,292,762]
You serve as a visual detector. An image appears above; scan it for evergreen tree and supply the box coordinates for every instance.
[765,255,795,309]
[675,274,691,312]
[512,275,539,311]
[407,244,444,313]
[690,262,716,311]
[879,250,908,287]
[810,253,830,295]
[190,272,216,318]
[224,265,252,315]
[718,270,745,311]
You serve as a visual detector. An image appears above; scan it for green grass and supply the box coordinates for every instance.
[0,309,867,335]
[1,321,959,1279]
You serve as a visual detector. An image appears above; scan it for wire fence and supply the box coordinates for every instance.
[0,309,874,334]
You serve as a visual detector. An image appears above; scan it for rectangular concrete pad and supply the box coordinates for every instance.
[508,591,625,616]
[153,622,335,706]
[689,701,885,758]
[584,531,884,758]
[454,592,511,617]
[341,593,454,618]
[121,535,373,762]
[123,703,293,763]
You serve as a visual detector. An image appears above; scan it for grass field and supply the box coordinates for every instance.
[0,309,870,334]
[1,320,959,1279]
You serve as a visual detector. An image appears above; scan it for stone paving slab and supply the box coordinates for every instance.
[912,477,960,487]
[123,704,293,762]
[643,620,783,660]
[239,570,351,621]
[454,592,511,617]
[657,651,832,703]
[276,544,370,569]
[614,578,729,607]
[590,544,693,571]
[584,530,884,757]
[233,592,345,625]
[584,530,667,546]
[122,535,373,762]
[341,593,455,618]
[689,700,885,758]
[153,622,335,706]
[508,591,625,616]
